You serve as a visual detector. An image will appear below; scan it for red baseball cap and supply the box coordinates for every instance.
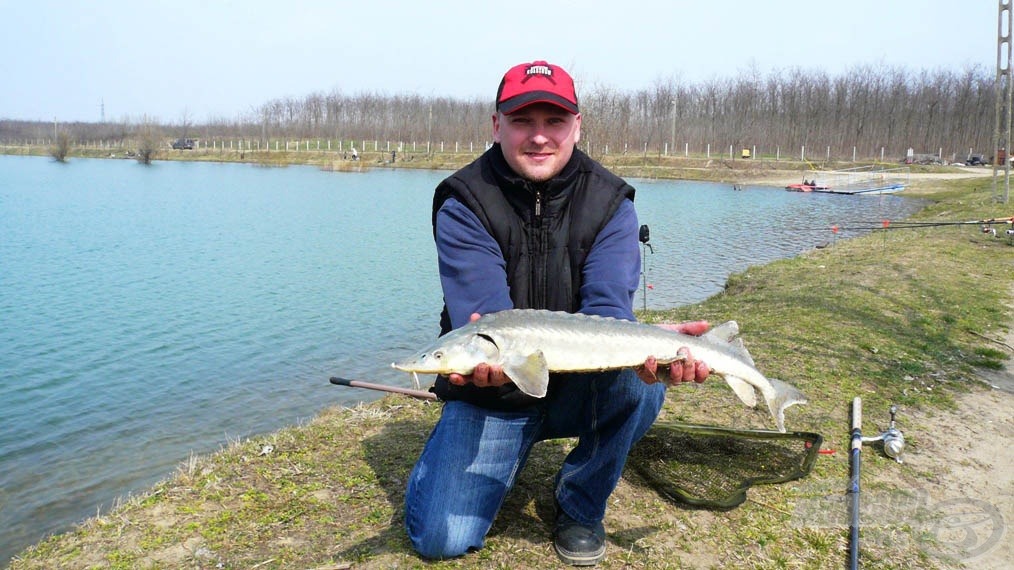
[495,60,579,115]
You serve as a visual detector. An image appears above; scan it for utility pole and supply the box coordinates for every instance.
[993,0,1011,204]
[670,97,677,156]
[427,104,433,156]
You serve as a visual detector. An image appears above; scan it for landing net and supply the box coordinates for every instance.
[627,423,823,510]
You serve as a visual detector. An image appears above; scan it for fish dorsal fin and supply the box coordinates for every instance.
[503,351,549,398]
[707,320,740,343]
[723,374,758,407]
[705,321,755,366]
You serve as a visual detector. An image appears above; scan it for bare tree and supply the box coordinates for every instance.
[49,131,71,162]
[135,116,159,164]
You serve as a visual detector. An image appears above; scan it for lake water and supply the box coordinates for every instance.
[0,155,922,562]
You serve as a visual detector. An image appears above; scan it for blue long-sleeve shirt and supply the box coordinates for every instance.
[435,197,642,330]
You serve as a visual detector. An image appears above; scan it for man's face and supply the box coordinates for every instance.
[493,103,582,182]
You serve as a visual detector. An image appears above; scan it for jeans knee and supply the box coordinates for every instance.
[406,520,480,560]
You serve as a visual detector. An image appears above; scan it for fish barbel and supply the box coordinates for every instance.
[392,309,806,432]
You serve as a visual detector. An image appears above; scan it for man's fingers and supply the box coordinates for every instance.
[695,361,710,383]
[654,320,710,336]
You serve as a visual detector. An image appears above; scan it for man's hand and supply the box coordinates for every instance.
[446,313,513,388]
[636,321,711,385]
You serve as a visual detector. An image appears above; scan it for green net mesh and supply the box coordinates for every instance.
[627,423,823,510]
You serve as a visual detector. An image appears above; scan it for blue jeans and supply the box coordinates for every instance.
[404,369,665,559]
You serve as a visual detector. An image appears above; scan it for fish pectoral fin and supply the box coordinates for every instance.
[503,351,549,398]
[723,374,758,407]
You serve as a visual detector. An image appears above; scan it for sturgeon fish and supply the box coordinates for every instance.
[392,309,806,432]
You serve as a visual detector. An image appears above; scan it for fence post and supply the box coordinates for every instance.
[801,145,805,161]
[706,143,710,158]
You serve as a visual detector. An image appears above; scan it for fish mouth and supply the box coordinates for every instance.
[391,362,438,374]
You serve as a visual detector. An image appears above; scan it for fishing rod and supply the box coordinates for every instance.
[848,399,906,568]
[848,397,862,570]
[788,216,1014,233]
[329,376,437,401]
[639,224,653,312]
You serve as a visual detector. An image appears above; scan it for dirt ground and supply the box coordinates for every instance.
[746,168,1012,568]
[743,166,993,190]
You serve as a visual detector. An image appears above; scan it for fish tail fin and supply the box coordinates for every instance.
[765,378,807,433]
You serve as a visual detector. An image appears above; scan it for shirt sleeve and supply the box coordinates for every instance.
[435,198,514,329]
[578,199,641,321]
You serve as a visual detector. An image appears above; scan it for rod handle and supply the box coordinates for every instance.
[851,397,862,432]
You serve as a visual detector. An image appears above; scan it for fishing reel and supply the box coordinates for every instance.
[861,405,906,463]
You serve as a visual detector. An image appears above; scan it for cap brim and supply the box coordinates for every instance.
[498,91,578,114]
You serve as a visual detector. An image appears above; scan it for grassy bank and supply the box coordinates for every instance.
[7,175,1012,569]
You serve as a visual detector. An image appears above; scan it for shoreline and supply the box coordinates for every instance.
[6,166,1012,569]
[1,144,991,189]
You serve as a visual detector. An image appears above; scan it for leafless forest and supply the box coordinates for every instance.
[0,64,996,162]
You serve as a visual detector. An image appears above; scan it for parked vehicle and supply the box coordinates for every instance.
[171,138,195,150]
[965,154,986,166]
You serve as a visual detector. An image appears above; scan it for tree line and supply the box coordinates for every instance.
[1,64,996,162]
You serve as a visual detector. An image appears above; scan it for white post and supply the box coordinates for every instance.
[827,146,830,161]
[801,145,805,161]
[776,146,780,160]
[707,143,711,158]
[729,145,733,159]
[853,146,857,162]
[684,142,688,157]
[881,147,885,161]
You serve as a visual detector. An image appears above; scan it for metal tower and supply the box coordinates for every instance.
[994,0,1012,204]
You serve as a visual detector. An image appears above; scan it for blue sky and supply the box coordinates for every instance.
[0,0,996,123]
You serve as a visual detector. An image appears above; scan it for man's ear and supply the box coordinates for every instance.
[492,112,502,143]
[573,113,582,144]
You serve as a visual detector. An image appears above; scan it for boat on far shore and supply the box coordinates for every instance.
[785,182,829,192]
[785,165,909,195]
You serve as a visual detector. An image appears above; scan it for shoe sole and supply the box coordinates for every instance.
[554,543,606,566]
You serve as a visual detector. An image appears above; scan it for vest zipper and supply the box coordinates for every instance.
[534,188,543,218]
